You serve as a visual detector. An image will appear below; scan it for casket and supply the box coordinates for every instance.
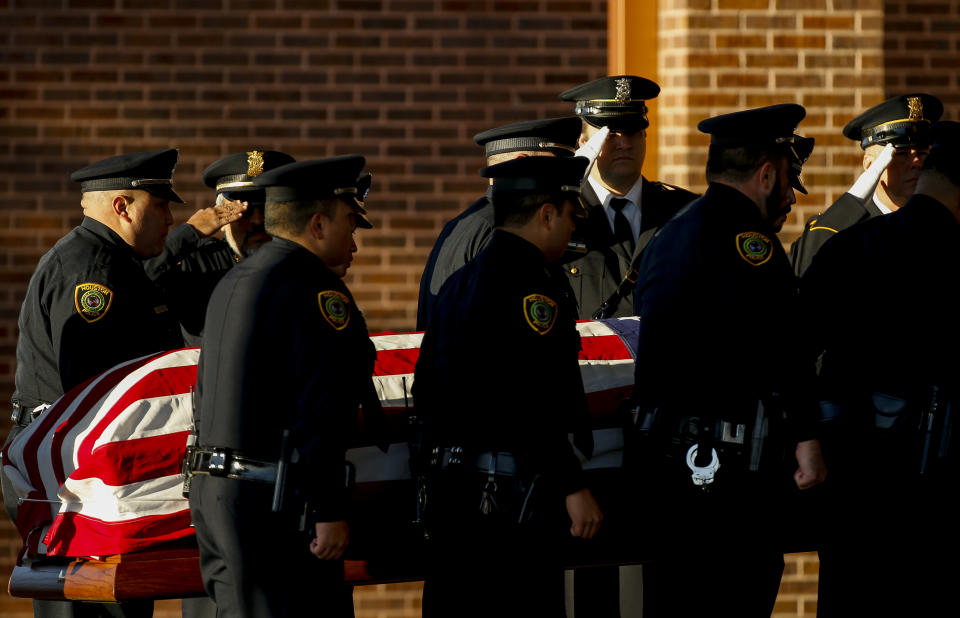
[4,318,640,601]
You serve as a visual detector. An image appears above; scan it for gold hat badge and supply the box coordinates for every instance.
[907,96,923,121]
[246,150,265,177]
[615,77,631,102]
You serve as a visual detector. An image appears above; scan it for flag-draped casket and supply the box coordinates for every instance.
[3,318,639,595]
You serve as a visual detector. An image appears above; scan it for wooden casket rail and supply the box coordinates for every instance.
[8,550,425,601]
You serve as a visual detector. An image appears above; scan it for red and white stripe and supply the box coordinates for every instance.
[3,318,638,558]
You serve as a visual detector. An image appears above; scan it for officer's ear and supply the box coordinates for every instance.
[758,160,777,193]
[540,201,560,229]
[308,211,326,241]
[113,194,133,222]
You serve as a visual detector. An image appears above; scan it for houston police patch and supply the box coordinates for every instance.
[318,290,351,330]
[74,283,113,323]
[735,231,772,266]
[523,294,558,335]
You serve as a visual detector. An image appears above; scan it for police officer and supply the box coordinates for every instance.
[558,75,698,319]
[790,93,943,274]
[631,105,825,617]
[416,116,581,330]
[188,156,375,617]
[144,150,295,345]
[801,122,960,617]
[413,156,603,617]
[5,148,187,617]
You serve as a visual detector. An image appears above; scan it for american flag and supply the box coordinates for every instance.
[2,318,638,559]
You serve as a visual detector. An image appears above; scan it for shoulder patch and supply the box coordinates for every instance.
[523,294,558,335]
[735,231,773,266]
[318,290,351,330]
[74,283,113,323]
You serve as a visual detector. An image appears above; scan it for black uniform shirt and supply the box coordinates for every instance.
[414,229,588,495]
[196,237,376,522]
[144,224,239,346]
[802,193,960,399]
[633,183,815,438]
[416,189,495,331]
[559,178,698,319]
[13,217,184,408]
[789,192,884,276]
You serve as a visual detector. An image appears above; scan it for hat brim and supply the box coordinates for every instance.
[583,114,649,134]
[143,184,184,204]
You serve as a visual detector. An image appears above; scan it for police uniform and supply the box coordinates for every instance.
[800,123,960,617]
[558,75,698,319]
[790,93,943,275]
[416,117,581,331]
[188,156,374,617]
[631,105,818,617]
[144,150,295,346]
[414,156,593,617]
[5,149,186,617]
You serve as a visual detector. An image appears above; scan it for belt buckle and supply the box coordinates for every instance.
[207,449,230,476]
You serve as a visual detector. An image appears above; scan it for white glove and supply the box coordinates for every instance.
[848,143,895,200]
[575,126,610,184]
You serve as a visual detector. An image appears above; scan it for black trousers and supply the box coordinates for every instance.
[816,438,958,618]
[634,463,786,618]
[423,471,567,618]
[189,475,354,618]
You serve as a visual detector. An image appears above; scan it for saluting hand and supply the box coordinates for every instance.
[186,199,248,237]
[794,439,827,490]
[311,520,350,560]
[566,487,603,540]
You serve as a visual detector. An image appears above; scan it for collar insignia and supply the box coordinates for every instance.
[615,78,631,102]
[246,150,265,177]
[524,294,558,335]
[907,96,923,120]
[736,232,772,266]
[318,290,351,330]
[75,283,114,323]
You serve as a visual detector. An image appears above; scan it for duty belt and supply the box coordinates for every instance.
[11,401,51,428]
[188,447,278,484]
[432,447,518,477]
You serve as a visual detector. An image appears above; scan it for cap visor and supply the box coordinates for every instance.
[144,185,185,204]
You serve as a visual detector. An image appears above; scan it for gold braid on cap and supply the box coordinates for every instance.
[246,151,265,177]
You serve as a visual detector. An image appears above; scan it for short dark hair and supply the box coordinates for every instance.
[493,191,569,227]
[921,146,960,188]
[265,198,339,236]
[705,144,786,185]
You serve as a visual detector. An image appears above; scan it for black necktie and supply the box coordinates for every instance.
[609,197,635,254]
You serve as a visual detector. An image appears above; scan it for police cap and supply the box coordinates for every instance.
[698,103,814,194]
[71,148,184,204]
[480,155,590,214]
[201,150,296,204]
[559,75,660,133]
[473,117,581,158]
[843,93,943,149]
[253,155,372,228]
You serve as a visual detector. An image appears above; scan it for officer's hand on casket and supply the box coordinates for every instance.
[310,520,350,560]
[793,439,827,490]
[566,488,603,540]
[187,198,248,237]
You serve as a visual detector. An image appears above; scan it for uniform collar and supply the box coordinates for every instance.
[489,228,547,266]
[704,182,772,227]
[587,174,643,210]
[80,216,138,256]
